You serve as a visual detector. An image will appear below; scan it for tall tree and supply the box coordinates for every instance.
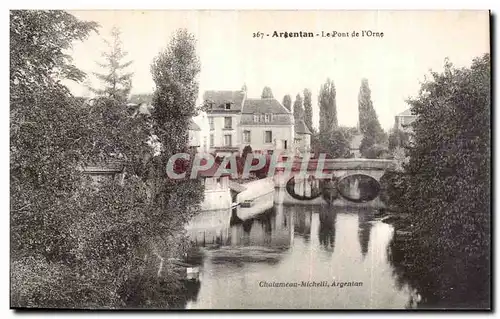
[282,94,292,112]
[10,10,101,307]
[303,88,313,131]
[293,93,304,121]
[261,86,274,98]
[318,78,338,134]
[92,27,133,103]
[149,26,204,264]
[387,55,490,308]
[358,78,386,155]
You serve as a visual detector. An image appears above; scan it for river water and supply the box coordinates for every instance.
[184,202,418,309]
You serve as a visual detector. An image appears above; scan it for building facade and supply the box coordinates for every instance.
[204,90,303,157]
[394,109,417,133]
[204,90,245,156]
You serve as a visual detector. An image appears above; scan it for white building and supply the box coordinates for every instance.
[394,109,417,133]
[204,89,303,157]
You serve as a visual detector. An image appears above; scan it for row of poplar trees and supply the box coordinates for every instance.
[259,78,386,159]
[11,10,203,308]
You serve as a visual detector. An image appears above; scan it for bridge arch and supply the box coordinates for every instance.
[274,158,395,208]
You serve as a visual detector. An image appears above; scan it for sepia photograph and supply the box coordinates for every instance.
[9,9,491,310]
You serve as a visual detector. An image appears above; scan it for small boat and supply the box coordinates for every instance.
[240,200,254,208]
[186,267,200,281]
[169,259,200,281]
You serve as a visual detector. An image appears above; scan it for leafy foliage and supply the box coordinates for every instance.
[386,55,491,308]
[311,128,352,159]
[261,86,274,98]
[92,27,133,103]
[10,10,99,88]
[358,79,386,156]
[388,128,411,151]
[282,94,292,111]
[293,93,304,121]
[11,12,204,309]
[303,88,313,131]
[362,144,390,159]
[318,78,338,133]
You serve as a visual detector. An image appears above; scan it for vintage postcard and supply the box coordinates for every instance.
[10,10,491,310]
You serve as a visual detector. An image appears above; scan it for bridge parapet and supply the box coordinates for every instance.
[275,158,396,172]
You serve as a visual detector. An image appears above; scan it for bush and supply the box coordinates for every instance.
[387,55,490,308]
[363,144,390,159]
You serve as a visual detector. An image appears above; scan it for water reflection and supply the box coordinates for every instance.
[319,209,337,252]
[337,174,381,202]
[358,210,374,258]
[185,203,415,309]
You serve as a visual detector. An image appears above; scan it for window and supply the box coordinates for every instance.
[224,134,232,146]
[260,114,265,122]
[265,131,272,143]
[253,114,259,123]
[264,114,272,123]
[210,134,214,147]
[225,103,231,110]
[243,130,251,143]
[224,117,232,129]
[208,117,214,130]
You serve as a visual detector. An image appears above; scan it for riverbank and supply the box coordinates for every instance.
[375,208,414,235]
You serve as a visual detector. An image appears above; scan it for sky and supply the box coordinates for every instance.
[65,10,490,130]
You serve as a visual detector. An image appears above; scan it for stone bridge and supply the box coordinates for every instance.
[273,158,396,208]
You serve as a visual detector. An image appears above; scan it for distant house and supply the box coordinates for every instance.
[128,93,204,152]
[239,98,294,155]
[394,109,417,133]
[188,118,202,151]
[204,89,300,157]
[294,119,312,157]
[204,90,246,156]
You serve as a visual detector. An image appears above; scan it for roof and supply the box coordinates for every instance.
[350,134,363,150]
[295,119,311,135]
[203,90,245,111]
[189,118,201,131]
[396,109,414,117]
[242,98,290,114]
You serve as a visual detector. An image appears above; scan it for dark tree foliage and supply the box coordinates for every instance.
[92,27,133,103]
[10,10,103,307]
[386,55,490,308]
[358,79,386,156]
[261,86,274,98]
[282,94,292,111]
[362,144,390,159]
[11,12,203,308]
[303,88,313,131]
[311,128,352,159]
[148,28,205,282]
[293,93,304,121]
[318,78,338,133]
[388,128,411,151]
